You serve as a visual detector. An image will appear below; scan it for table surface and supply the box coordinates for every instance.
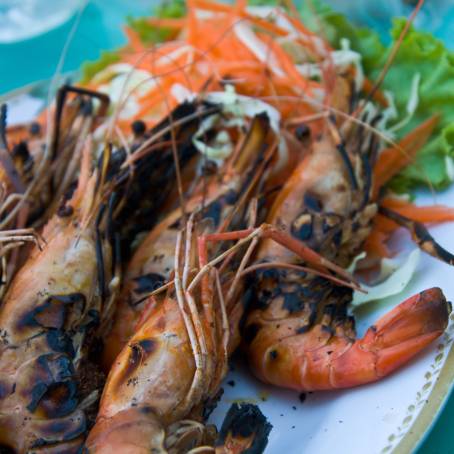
[0,1,452,452]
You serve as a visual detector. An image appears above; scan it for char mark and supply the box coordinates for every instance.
[16,293,86,331]
[216,403,272,454]
[336,142,358,190]
[27,354,78,418]
[133,273,166,294]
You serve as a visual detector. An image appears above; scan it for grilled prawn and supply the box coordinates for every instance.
[86,217,243,452]
[0,92,219,452]
[86,211,331,452]
[242,105,453,391]
[0,140,118,452]
[1,86,110,230]
[102,113,274,369]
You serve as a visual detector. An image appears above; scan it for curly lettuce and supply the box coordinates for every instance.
[80,50,120,85]
[297,2,454,192]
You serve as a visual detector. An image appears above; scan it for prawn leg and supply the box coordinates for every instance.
[379,206,454,265]
[51,84,110,159]
[196,224,357,289]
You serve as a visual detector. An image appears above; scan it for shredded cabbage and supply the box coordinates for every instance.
[97,64,156,120]
[192,85,282,162]
[351,249,421,307]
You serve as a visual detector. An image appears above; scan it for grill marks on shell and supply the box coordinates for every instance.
[290,203,376,268]
[116,338,158,388]
[249,265,355,343]
[2,292,105,447]
[16,293,86,332]
[201,188,239,229]
[116,101,216,252]
[30,413,86,448]
[26,354,77,418]
[133,273,167,294]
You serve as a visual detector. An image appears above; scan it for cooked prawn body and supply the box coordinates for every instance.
[87,221,230,453]
[243,129,452,391]
[102,113,274,369]
[0,161,116,452]
[88,295,211,453]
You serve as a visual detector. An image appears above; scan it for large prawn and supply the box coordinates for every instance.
[0,90,219,452]
[242,79,454,391]
[86,203,349,452]
[0,139,119,452]
[102,112,275,368]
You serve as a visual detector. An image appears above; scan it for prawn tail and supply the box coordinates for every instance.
[215,403,272,454]
[332,288,451,389]
[84,408,166,454]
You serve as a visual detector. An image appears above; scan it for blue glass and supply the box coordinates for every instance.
[0,0,153,94]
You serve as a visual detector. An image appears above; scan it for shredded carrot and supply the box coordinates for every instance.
[107,1,339,130]
[382,197,454,225]
[363,229,392,258]
[364,198,454,259]
[372,213,397,234]
[190,0,233,14]
[373,114,439,194]
[124,26,145,53]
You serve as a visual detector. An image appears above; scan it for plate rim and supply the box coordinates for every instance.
[393,336,454,453]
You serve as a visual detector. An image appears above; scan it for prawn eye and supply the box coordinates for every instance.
[29,122,42,136]
[295,124,310,141]
[131,120,146,137]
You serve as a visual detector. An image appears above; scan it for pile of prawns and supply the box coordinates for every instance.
[1,1,454,452]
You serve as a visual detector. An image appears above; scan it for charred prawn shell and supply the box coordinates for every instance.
[0,98,220,452]
[0,85,110,229]
[110,100,219,255]
[216,403,272,453]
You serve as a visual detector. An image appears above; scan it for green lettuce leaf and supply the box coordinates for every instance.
[366,20,454,191]
[80,50,120,84]
[298,3,454,192]
[125,16,173,44]
[126,0,185,44]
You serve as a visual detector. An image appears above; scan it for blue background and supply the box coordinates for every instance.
[0,1,452,452]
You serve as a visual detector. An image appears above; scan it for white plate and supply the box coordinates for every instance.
[207,186,454,454]
[7,95,454,454]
